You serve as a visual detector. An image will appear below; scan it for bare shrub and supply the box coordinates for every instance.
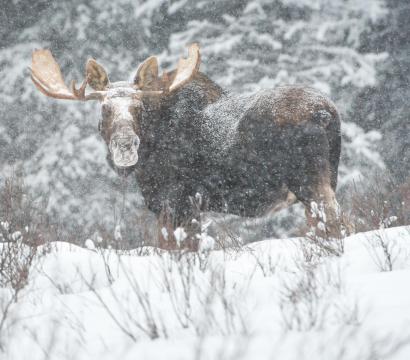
[118,262,164,340]
[194,335,250,360]
[279,232,359,332]
[157,250,247,336]
[365,231,401,272]
[156,198,220,252]
[0,176,52,351]
[279,259,359,332]
[202,213,245,251]
[342,172,410,233]
[85,276,163,341]
[303,231,345,261]
[0,175,56,246]
[192,265,248,336]
[86,245,247,343]
[83,250,166,342]
[247,247,280,277]
[0,175,51,293]
[276,218,362,333]
[0,238,36,292]
[0,237,32,351]
[159,252,196,329]
[279,261,330,331]
[326,325,410,360]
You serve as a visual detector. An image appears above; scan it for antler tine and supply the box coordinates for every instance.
[72,76,106,101]
[168,43,201,93]
[31,49,104,101]
[70,78,87,100]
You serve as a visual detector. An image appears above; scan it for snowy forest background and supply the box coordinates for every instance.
[0,0,409,246]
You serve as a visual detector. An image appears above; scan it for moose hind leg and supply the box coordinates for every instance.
[292,177,341,239]
[304,184,341,239]
[286,123,341,238]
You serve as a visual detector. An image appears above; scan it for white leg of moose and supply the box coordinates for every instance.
[157,197,202,251]
[304,183,342,239]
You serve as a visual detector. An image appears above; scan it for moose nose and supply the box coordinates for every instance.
[110,134,140,168]
[111,135,139,150]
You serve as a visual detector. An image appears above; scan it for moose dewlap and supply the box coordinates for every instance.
[31,43,342,250]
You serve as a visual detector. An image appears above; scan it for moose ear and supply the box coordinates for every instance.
[134,56,159,90]
[86,59,110,91]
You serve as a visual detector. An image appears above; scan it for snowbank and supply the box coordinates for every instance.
[1,226,410,359]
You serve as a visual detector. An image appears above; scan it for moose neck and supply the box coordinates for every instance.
[133,72,225,193]
[138,72,225,161]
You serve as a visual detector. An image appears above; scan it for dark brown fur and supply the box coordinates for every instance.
[108,73,343,247]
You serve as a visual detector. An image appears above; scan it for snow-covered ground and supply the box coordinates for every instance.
[2,226,410,359]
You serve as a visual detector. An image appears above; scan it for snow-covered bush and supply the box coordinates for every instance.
[0,176,54,246]
[0,176,51,350]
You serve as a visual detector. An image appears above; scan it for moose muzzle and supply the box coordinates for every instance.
[109,133,140,168]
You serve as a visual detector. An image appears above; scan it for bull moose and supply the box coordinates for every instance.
[30,43,342,249]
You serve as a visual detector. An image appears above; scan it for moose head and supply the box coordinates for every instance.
[31,44,200,169]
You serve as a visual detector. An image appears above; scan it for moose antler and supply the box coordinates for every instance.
[168,43,200,93]
[30,49,105,101]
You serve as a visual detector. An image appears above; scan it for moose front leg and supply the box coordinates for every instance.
[157,194,203,251]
